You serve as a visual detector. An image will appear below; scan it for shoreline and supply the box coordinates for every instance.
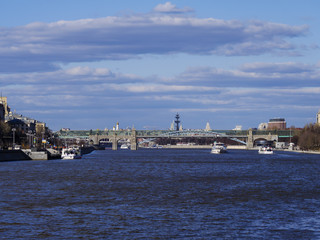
[282,149,320,155]
[143,145,320,154]
[145,145,247,150]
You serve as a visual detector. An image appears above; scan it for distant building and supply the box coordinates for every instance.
[205,122,211,131]
[258,123,268,130]
[0,104,4,121]
[0,97,10,117]
[170,121,174,130]
[7,118,28,132]
[317,110,320,125]
[6,113,38,133]
[267,118,286,130]
[35,122,46,135]
[233,125,242,131]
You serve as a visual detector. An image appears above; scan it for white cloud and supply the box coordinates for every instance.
[0,5,309,73]
[2,61,319,130]
[153,2,193,14]
[65,66,113,76]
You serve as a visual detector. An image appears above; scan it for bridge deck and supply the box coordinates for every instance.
[56,129,296,139]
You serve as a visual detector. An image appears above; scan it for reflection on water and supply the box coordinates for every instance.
[1,149,320,239]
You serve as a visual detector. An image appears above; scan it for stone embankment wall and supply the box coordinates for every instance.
[80,146,96,155]
[160,145,246,149]
[0,150,31,162]
[0,147,96,162]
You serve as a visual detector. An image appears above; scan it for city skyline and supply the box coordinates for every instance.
[0,1,319,131]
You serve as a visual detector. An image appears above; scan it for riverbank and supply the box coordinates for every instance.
[282,149,320,154]
[0,150,31,162]
[147,145,247,149]
[155,145,320,154]
[0,146,97,162]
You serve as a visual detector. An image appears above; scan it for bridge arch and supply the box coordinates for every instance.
[99,138,110,143]
[254,138,269,147]
[247,129,279,148]
[88,130,137,150]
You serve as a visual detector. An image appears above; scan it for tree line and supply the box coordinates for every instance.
[295,123,320,151]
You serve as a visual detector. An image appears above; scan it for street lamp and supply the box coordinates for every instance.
[27,130,33,148]
[12,128,16,149]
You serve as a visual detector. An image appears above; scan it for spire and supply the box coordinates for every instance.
[205,122,211,131]
[170,121,174,130]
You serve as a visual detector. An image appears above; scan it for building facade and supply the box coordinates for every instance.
[0,104,4,121]
[0,97,10,117]
[258,123,268,130]
[267,118,286,130]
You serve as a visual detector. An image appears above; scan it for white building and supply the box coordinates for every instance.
[233,125,242,131]
[205,122,211,131]
[258,123,268,130]
[170,121,174,130]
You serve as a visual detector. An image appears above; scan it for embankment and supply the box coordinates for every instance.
[160,145,247,149]
[0,150,31,162]
[80,146,98,155]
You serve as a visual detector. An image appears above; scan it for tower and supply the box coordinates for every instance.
[205,122,211,131]
[170,121,174,130]
[174,113,180,131]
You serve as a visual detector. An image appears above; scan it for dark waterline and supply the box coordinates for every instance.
[1,149,320,239]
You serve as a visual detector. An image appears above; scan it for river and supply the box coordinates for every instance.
[1,149,320,239]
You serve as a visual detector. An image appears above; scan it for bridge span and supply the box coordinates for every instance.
[56,128,295,150]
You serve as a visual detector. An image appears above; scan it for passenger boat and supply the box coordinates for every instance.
[258,146,273,154]
[61,148,81,159]
[211,142,227,154]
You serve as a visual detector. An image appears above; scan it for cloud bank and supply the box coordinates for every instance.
[0,4,308,73]
[2,61,320,129]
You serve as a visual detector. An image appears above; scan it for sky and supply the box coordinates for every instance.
[0,0,319,131]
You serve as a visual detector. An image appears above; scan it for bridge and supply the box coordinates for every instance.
[56,128,295,150]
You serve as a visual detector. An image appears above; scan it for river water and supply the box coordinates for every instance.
[1,149,320,239]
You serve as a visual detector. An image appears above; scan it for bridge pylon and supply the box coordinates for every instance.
[112,133,118,151]
[247,129,254,149]
[130,128,137,150]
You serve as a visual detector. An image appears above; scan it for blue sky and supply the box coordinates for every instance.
[0,0,319,131]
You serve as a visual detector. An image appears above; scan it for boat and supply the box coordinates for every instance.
[258,146,273,154]
[120,144,130,150]
[211,142,227,154]
[61,148,81,159]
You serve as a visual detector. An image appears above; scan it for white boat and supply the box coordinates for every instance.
[61,148,81,159]
[211,142,227,154]
[258,146,273,154]
[120,144,130,149]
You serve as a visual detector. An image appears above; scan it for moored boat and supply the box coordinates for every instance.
[61,148,81,159]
